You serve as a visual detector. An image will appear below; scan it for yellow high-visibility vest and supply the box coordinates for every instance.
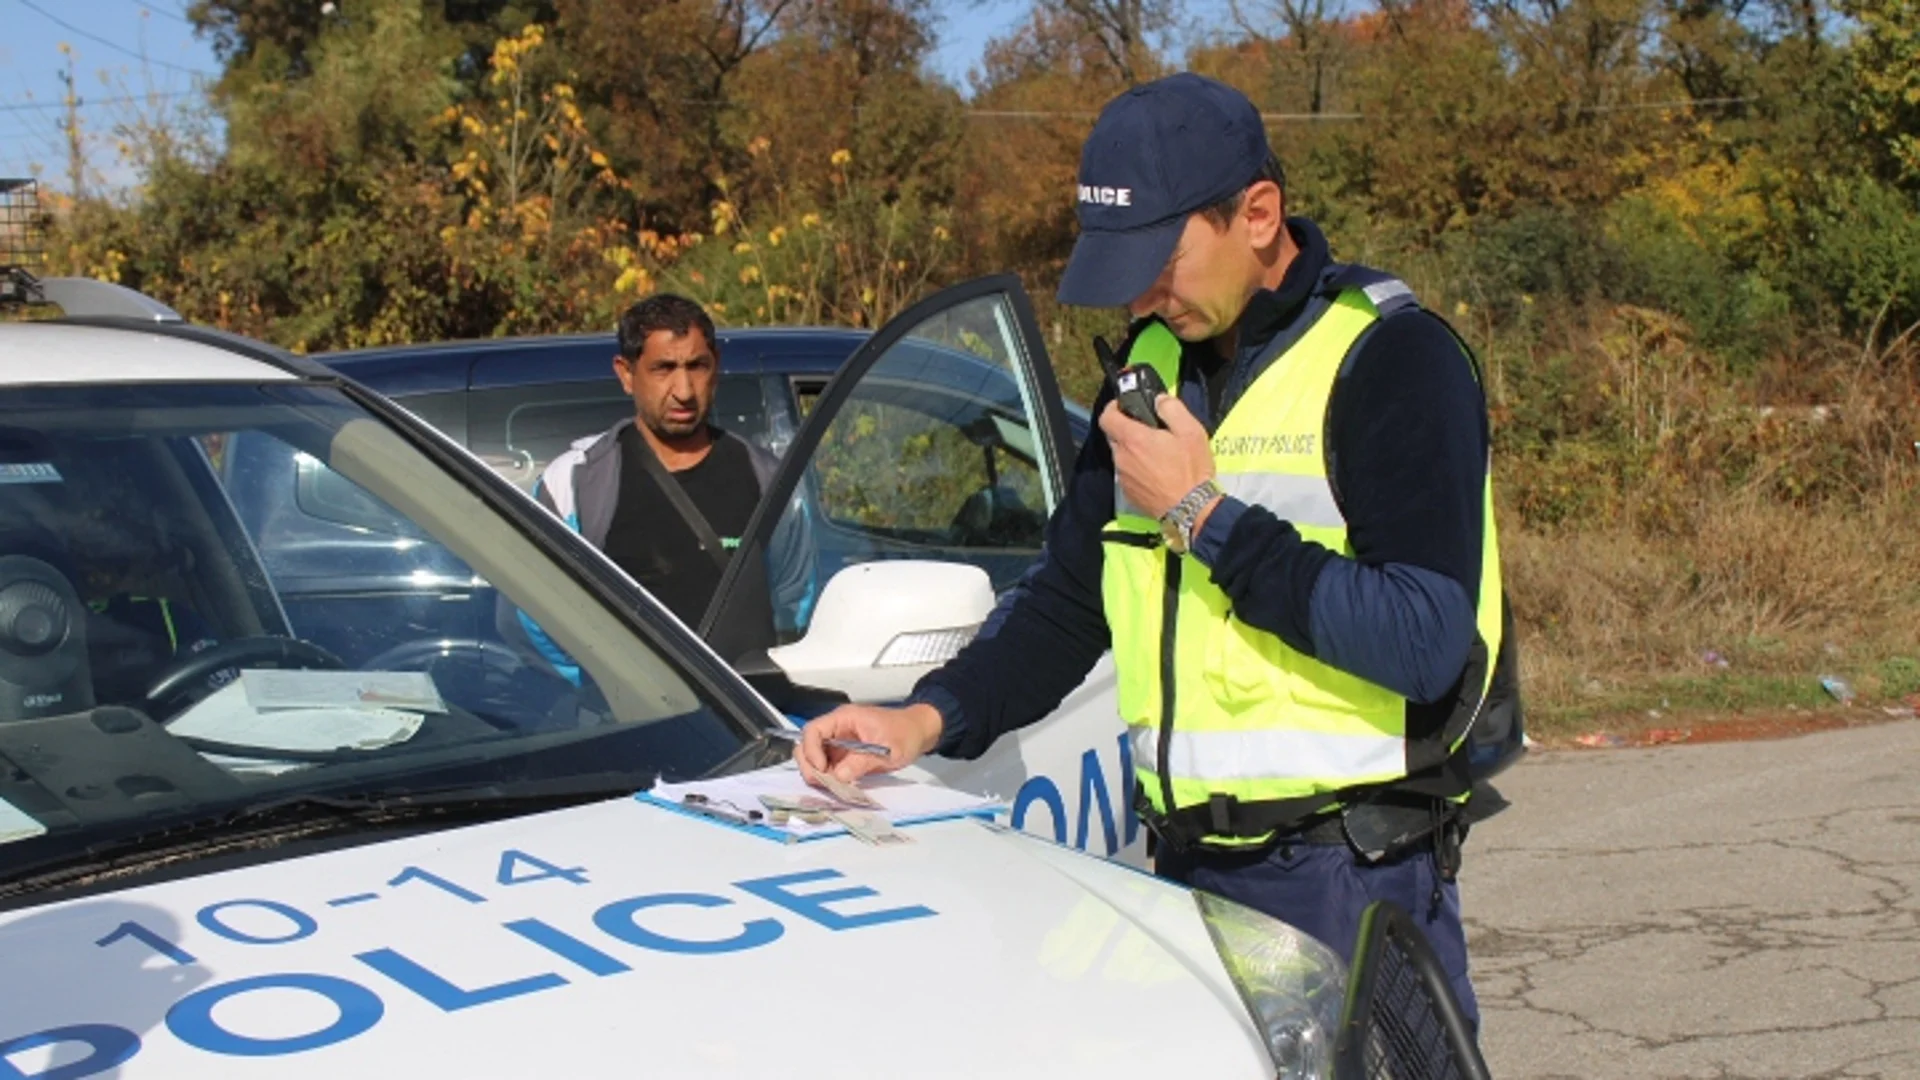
[1101,275,1503,847]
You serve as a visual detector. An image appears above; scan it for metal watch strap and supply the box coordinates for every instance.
[1162,478,1223,550]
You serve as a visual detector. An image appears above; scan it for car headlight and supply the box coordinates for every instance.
[1195,890,1347,1080]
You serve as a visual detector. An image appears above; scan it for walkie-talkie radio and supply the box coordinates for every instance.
[1094,335,1167,429]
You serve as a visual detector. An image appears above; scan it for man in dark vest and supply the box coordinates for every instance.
[513,294,810,680]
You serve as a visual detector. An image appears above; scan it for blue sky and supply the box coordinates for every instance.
[0,0,1032,191]
[0,0,218,186]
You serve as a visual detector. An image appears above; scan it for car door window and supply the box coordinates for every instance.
[809,380,1048,550]
[701,277,1071,673]
[393,389,468,446]
[467,383,630,492]
[789,374,1048,543]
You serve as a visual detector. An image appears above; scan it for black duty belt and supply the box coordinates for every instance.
[1282,811,1350,846]
[1137,786,1471,864]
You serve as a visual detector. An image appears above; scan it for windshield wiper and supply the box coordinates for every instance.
[0,773,650,901]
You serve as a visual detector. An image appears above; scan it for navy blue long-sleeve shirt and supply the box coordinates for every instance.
[913,218,1490,760]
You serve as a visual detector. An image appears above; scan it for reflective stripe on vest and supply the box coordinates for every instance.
[1101,284,1504,845]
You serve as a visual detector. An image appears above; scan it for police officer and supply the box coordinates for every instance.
[795,72,1511,1026]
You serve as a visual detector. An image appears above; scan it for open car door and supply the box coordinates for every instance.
[700,274,1143,863]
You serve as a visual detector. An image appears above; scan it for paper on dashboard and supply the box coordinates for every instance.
[240,669,445,713]
[0,794,46,845]
[172,679,426,754]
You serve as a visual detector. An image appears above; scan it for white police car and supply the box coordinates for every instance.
[0,272,1399,1079]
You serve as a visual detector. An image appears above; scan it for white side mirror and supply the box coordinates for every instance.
[766,561,994,702]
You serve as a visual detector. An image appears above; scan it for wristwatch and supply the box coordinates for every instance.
[1159,478,1223,554]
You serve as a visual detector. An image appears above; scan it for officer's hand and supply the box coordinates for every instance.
[1102,394,1215,519]
[793,702,944,785]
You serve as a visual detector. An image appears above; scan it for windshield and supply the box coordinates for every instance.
[0,381,759,877]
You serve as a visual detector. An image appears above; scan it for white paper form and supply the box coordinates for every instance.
[648,763,1003,841]
[240,669,445,713]
[172,679,426,755]
[0,794,47,845]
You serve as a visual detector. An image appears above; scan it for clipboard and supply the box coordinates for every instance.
[637,765,1003,844]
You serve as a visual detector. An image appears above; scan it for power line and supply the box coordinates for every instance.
[0,92,201,114]
[13,0,218,78]
[1575,95,1757,113]
[128,0,195,25]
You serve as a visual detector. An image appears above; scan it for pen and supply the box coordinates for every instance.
[763,728,892,758]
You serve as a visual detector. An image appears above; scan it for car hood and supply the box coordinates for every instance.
[0,796,1276,1079]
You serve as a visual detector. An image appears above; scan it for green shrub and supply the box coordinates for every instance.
[1604,194,1790,365]
[1450,205,1612,319]
[1785,175,1920,341]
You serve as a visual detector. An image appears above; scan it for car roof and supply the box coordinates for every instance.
[0,321,304,385]
[320,326,872,363]
[319,326,1094,434]
[318,327,875,391]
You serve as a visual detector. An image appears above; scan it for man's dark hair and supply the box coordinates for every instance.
[1198,152,1288,230]
[617,293,717,360]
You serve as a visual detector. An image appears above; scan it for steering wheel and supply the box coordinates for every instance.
[145,635,346,717]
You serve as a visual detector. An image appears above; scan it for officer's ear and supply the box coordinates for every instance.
[1242,179,1285,250]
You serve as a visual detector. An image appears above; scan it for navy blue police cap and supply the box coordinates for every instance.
[1057,73,1271,308]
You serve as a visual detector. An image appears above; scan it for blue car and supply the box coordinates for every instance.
[221,316,1092,697]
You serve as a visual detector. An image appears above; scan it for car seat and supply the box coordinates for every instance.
[0,522,93,722]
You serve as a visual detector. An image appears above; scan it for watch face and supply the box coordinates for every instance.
[1160,518,1186,554]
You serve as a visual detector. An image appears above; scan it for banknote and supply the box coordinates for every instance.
[830,810,912,846]
[809,771,881,810]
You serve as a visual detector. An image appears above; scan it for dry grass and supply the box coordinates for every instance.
[1493,317,1920,732]
[1506,486,1920,730]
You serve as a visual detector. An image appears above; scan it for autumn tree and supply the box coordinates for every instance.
[189,0,552,78]
[554,0,799,227]
[1225,0,1357,115]
[1844,0,1920,185]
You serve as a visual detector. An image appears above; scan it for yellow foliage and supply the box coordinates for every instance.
[830,148,853,167]
[613,266,652,295]
[1646,156,1771,249]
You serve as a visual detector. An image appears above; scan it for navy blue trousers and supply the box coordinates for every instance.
[1156,839,1479,1032]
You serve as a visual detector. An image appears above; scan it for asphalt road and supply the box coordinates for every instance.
[1468,719,1920,1079]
